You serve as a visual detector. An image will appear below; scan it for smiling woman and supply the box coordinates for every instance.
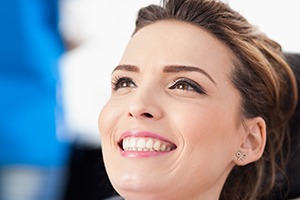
[98,0,298,199]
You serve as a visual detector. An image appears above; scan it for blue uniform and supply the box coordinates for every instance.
[0,0,70,199]
[0,0,70,166]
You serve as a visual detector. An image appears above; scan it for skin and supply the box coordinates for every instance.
[99,21,266,200]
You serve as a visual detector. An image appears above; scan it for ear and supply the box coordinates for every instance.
[234,117,266,166]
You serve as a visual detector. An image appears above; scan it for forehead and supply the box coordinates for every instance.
[120,20,235,77]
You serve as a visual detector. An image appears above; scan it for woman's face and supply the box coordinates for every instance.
[99,21,246,200]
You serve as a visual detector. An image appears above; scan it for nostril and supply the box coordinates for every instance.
[128,112,153,118]
[142,113,153,118]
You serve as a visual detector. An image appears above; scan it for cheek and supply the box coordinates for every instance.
[98,101,119,139]
[98,101,122,166]
[165,104,241,191]
[174,104,241,154]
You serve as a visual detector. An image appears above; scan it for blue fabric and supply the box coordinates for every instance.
[0,0,70,166]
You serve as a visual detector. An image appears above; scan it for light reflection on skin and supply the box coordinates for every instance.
[99,20,265,200]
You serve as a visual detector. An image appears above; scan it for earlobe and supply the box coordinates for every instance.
[234,117,267,166]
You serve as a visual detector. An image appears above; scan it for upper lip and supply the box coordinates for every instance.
[118,130,177,150]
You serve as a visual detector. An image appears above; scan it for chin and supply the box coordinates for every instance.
[110,174,173,200]
[115,187,177,200]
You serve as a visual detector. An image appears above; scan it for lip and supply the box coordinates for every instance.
[118,130,177,158]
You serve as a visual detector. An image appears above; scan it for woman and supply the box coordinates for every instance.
[98,0,298,199]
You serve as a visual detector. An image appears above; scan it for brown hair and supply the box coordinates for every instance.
[133,0,298,199]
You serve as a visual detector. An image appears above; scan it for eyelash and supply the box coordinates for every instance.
[169,78,206,94]
[111,76,206,95]
[111,76,136,91]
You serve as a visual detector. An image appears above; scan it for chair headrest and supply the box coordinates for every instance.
[284,52,300,199]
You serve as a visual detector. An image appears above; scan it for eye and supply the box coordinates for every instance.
[111,76,136,91]
[169,78,206,94]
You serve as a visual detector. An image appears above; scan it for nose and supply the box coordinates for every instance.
[128,112,154,118]
[127,89,163,120]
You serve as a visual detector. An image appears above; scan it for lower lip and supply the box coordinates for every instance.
[120,150,173,158]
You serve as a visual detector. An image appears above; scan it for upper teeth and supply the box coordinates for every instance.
[122,137,175,152]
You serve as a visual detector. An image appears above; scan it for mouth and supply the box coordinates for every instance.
[118,136,177,152]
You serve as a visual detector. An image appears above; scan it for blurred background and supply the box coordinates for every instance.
[0,0,299,200]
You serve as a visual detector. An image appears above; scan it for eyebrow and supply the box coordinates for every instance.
[112,64,216,85]
[163,65,216,84]
[112,65,140,73]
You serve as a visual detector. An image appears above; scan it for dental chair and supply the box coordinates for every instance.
[285,52,300,199]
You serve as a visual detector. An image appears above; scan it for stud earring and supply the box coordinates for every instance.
[236,151,246,161]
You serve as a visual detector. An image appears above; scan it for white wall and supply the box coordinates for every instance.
[59,0,300,146]
[227,0,300,53]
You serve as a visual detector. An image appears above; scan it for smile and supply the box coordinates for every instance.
[121,137,176,152]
